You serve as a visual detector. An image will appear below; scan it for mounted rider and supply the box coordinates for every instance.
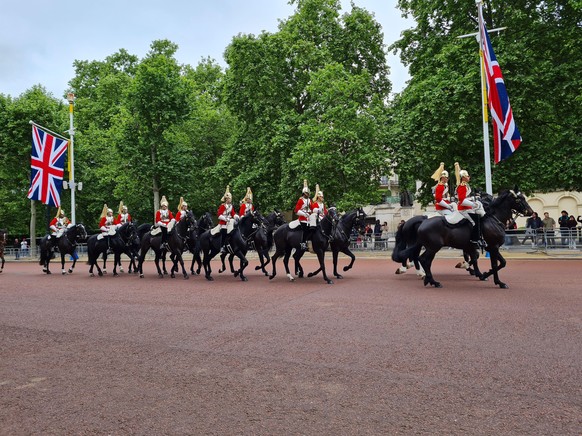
[175,197,189,222]
[454,162,485,247]
[294,179,312,251]
[310,184,328,224]
[431,162,456,216]
[239,187,255,216]
[155,195,175,251]
[218,185,239,253]
[98,204,117,244]
[114,201,132,226]
[49,207,70,243]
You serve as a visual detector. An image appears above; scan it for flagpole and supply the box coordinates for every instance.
[28,120,69,141]
[67,93,76,225]
[477,0,493,195]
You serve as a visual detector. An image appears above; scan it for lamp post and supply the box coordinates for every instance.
[67,92,76,224]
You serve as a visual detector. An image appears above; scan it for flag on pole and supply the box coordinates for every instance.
[27,124,68,207]
[479,11,522,163]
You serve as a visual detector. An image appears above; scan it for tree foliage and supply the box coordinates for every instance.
[390,0,582,205]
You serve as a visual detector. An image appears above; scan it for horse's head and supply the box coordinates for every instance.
[509,188,534,217]
[199,212,214,231]
[185,210,198,230]
[326,207,340,224]
[74,223,87,241]
[272,209,286,226]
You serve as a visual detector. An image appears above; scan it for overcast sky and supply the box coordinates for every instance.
[0,0,413,100]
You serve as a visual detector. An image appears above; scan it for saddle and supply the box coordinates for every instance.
[443,211,466,226]
[289,219,310,230]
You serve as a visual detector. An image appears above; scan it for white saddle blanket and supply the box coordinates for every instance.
[289,219,302,230]
[210,224,221,236]
[444,211,467,225]
[150,227,161,236]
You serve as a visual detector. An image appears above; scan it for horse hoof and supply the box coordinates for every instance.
[206,276,214,281]
[241,277,248,282]
[183,274,189,280]
[158,274,164,279]
[119,267,124,273]
[46,270,51,274]
[307,273,314,278]
[90,273,95,277]
[336,275,344,279]
[234,271,239,278]
[343,266,351,272]
[499,283,509,289]
[103,270,107,275]
[68,269,73,274]
[62,271,66,275]
[455,262,463,269]
[140,274,144,278]
[326,280,334,284]
[163,271,168,275]
[113,273,119,277]
[269,275,275,280]
[42,268,47,273]
[98,271,103,277]
[254,266,261,270]
[434,282,442,288]
[171,273,175,278]
[263,272,268,276]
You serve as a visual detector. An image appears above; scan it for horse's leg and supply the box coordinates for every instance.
[203,252,214,281]
[332,249,342,279]
[162,252,168,275]
[283,248,294,281]
[235,251,249,281]
[154,251,164,278]
[481,248,508,288]
[175,253,189,279]
[229,253,236,274]
[113,252,121,277]
[315,249,333,284]
[419,249,440,287]
[293,251,304,278]
[195,251,202,275]
[69,256,77,274]
[218,253,228,273]
[269,249,282,280]
[102,253,108,275]
[341,247,356,273]
[61,253,67,275]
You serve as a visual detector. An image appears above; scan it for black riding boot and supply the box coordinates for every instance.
[220,229,228,253]
[470,214,484,247]
[161,227,169,250]
[300,223,308,251]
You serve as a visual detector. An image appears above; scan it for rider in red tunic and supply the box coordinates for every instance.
[239,187,255,216]
[49,207,70,242]
[310,184,328,220]
[114,201,132,226]
[155,196,175,250]
[455,162,484,246]
[99,204,116,237]
[218,185,238,253]
[431,162,455,216]
[294,179,312,251]
[175,197,189,222]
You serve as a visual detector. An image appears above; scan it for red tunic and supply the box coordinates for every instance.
[99,216,115,229]
[239,203,254,216]
[310,201,327,216]
[217,203,236,226]
[114,213,132,225]
[175,210,187,221]
[434,183,450,211]
[456,183,472,211]
[50,217,70,231]
[155,210,174,225]
[294,197,311,222]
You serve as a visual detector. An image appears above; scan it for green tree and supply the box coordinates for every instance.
[0,87,67,237]
[222,0,392,211]
[390,0,582,204]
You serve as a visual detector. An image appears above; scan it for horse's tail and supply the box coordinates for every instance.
[392,216,426,263]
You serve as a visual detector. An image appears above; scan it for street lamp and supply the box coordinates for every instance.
[66,92,77,224]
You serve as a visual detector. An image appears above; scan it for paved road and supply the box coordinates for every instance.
[1,258,581,435]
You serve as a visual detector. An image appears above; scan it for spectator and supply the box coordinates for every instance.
[522,212,542,247]
[542,212,556,248]
[578,216,582,243]
[20,238,29,257]
[558,210,569,246]
[381,221,389,240]
[505,218,518,246]
[13,238,20,260]
[567,215,577,249]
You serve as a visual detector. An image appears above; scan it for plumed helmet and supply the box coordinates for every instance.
[160,195,169,207]
[312,184,323,202]
[107,208,113,214]
[122,205,128,212]
[454,162,469,185]
[55,207,65,218]
[242,187,253,203]
[441,170,449,179]
[100,204,109,219]
[118,201,125,215]
[221,185,232,202]
[178,196,188,210]
[430,162,445,182]
[460,170,469,178]
[302,179,310,194]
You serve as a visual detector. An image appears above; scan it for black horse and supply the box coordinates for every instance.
[269,207,339,284]
[137,211,195,279]
[396,189,533,288]
[0,229,7,273]
[201,212,259,281]
[191,212,214,275]
[252,210,286,275]
[87,223,137,277]
[307,207,367,279]
[39,223,87,275]
[113,224,141,274]
[166,210,197,279]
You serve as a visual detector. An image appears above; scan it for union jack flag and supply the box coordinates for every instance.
[480,19,522,163]
[27,125,68,207]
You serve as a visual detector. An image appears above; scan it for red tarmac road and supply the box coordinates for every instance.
[1,257,581,435]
